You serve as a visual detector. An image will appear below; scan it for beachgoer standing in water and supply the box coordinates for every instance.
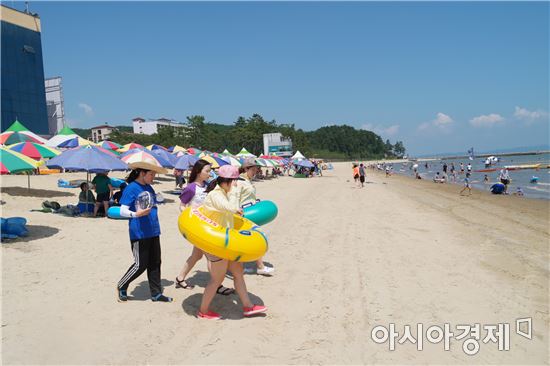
[116,163,173,303]
[499,168,511,194]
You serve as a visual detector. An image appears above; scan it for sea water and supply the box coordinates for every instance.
[392,153,550,200]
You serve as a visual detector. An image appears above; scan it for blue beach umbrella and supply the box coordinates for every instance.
[47,145,128,173]
[174,154,199,170]
[150,149,176,168]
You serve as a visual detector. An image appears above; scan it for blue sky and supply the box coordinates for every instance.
[10,1,550,155]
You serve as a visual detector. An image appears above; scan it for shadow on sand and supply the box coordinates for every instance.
[1,225,60,248]
[181,292,266,320]
[129,279,175,301]
[1,187,75,198]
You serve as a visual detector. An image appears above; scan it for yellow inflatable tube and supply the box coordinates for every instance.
[178,206,268,262]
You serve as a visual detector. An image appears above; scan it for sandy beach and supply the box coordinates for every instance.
[1,162,548,365]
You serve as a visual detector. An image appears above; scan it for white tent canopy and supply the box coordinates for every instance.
[291,150,306,160]
[236,147,256,158]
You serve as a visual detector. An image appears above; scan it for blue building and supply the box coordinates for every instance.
[1,5,48,135]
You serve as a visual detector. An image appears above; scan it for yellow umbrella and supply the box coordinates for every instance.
[172,145,187,153]
[201,155,220,169]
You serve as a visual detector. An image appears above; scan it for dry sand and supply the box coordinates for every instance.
[1,162,548,365]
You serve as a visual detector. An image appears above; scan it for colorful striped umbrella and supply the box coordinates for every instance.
[0,131,44,145]
[0,147,39,174]
[146,144,167,151]
[118,143,144,152]
[187,147,202,155]
[221,155,242,167]
[101,140,122,150]
[0,147,41,188]
[8,142,60,160]
[57,136,97,148]
[170,145,187,153]
[3,120,48,144]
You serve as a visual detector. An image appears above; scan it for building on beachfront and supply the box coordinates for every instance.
[1,4,49,134]
[90,124,116,143]
[45,77,65,135]
[263,132,293,158]
[132,117,188,135]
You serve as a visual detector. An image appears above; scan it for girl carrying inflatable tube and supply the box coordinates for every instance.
[197,165,267,320]
[238,158,275,275]
[175,159,235,296]
[116,159,173,303]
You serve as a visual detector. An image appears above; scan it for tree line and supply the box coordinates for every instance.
[75,114,406,159]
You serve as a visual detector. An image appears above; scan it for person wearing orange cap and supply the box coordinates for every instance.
[197,165,267,320]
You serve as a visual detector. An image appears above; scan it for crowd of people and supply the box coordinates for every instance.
[114,158,278,320]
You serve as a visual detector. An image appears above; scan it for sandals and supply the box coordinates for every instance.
[216,285,235,296]
[175,277,194,289]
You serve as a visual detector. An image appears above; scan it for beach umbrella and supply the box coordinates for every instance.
[174,154,199,170]
[101,140,122,150]
[0,147,39,174]
[187,147,202,155]
[120,147,149,158]
[222,149,232,155]
[296,160,314,168]
[57,136,96,148]
[197,155,225,169]
[8,142,60,160]
[47,134,79,147]
[47,145,128,173]
[1,147,41,189]
[3,120,48,144]
[0,131,44,145]
[221,155,241,167]
[150,149,176,168]
[170,145,187,153]
[146,144,167,151]
[255,158,268,167]
[117,142,144,152]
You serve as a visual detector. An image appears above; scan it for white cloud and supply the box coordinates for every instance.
[362,123,400,137]
[78,102,94,117]
[417,112,453,132]
[514,106,548,124]
[469,113,504,127]
[433,112,453,126]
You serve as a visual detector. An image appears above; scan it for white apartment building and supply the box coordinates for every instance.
[132,117,188,135]
[90,124,116,143]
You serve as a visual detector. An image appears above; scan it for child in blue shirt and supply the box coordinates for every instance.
[116,165,172,303]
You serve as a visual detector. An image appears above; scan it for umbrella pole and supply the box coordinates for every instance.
[27,173,30,190]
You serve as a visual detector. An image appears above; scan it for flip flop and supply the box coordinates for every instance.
[175,277,194,289]
[216,285,235,296]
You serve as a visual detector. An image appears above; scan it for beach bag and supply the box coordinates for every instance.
[56,205,81,217]
[42,201,61,211]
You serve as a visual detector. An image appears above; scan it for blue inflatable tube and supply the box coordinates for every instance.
[110,178,126,189]
[107,206,128,220]
[243,200,278,226]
